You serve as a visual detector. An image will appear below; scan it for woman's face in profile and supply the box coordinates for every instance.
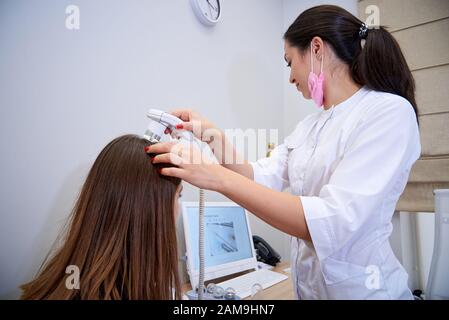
[284,40,311,99]
[174,183,183,219]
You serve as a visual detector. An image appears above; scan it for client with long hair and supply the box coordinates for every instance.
[21,134,182,299]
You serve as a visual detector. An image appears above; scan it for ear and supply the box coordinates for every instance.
[310,36,324,59]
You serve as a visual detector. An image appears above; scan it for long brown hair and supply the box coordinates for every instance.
[21,135,182,299]
[284,5,418,118]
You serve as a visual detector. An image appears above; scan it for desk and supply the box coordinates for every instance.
[182,261,295,300]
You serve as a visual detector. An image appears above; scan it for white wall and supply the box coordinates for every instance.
[0,0,286,298]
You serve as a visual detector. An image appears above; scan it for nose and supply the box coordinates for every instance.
[289,71,296,85]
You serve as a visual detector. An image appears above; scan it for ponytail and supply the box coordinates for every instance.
[284,5,418,118]
[352,26,417,116]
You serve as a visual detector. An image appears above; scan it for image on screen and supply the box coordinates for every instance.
[186,205,253,270]
[207,220,237,256]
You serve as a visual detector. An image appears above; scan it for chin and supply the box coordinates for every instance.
[305,91,312,99]
[301,90,311,99]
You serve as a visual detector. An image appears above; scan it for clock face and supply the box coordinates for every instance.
[190,0,221,26]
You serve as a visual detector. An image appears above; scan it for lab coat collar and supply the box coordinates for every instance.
[320,86,369,119]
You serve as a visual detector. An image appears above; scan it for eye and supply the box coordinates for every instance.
[286,61,291,68]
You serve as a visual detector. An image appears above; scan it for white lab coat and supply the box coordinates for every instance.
[251,87,421,299]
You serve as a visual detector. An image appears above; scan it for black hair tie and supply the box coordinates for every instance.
[359,23,369,39]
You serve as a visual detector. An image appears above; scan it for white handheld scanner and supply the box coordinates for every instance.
[144,108,218,165]
[144,108,193,144]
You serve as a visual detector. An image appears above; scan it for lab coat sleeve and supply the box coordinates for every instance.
[250,143,290,192]
[300,100,421,262]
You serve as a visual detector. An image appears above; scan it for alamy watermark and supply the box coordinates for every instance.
[65,5,80,30]
[365,265,380,290]
[65,265,80,290]
[162,123,279,165]
[363,5,380,29]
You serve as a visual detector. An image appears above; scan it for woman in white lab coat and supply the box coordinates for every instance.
[146,5,421,299]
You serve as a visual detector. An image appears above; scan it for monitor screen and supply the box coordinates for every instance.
[185,204,254,270]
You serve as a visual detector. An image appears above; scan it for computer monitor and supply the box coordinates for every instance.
[182,201,258,289]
